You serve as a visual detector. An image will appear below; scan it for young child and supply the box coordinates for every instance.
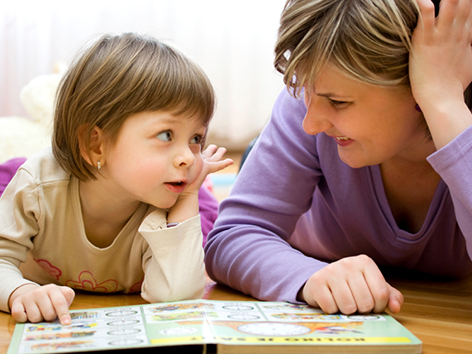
[0,32,233,326]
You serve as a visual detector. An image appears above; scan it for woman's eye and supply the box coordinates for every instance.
[156,131,172,142]
[190,135,203,145]
[329,99,349,108]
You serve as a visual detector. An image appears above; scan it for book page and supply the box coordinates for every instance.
[8,300,421,353]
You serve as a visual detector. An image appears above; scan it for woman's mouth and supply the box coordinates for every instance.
[334,136,353,146]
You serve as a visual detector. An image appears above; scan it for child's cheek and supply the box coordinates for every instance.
[190,155,204,182]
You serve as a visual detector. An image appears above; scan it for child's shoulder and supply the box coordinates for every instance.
[19,147,70,185]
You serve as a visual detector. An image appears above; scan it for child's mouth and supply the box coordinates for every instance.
[165,181,187,193]
[168,181,184,186]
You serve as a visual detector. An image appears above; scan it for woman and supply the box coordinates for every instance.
[205,0,472,315]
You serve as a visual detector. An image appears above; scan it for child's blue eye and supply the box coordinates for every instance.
[190,135,203,145]
[156,131,172,142]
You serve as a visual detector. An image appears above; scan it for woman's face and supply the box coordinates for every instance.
[302,64,434,168]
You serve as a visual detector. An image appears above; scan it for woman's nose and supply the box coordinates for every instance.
[302,96,333,135]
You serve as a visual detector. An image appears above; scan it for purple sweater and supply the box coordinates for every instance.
[205,89,472,303]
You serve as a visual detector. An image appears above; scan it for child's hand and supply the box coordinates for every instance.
[9,283,75,325]
[167,144,233,224]
[300,255,404,314]
[185,144,234,195]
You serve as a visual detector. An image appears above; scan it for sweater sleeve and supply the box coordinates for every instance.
[139,211,205,303]
[205,89,328,303]
[427,124,472,261]
[0,169,41,313]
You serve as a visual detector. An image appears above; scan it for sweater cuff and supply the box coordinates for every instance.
[0,277,37,313]
[427,125,472,173]
[139,214,202,246]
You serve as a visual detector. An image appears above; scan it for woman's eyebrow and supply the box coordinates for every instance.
[316,92,352,99]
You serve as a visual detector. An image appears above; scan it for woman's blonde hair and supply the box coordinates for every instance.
[53,32,215,181]
[275,0,419,96]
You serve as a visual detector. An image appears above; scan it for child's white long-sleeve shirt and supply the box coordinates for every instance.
[0,148,205,313]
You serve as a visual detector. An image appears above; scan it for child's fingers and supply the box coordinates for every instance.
[10,284,75,324]
[202,144,219,158]
[209,148,228,161]
[35,292,61,322]
[23,284,61,322]
[205,159,234,175]
[51,286,75,325]
[20,298,44,323]
[61,286,76,305]
[203,146,228,161]
[10,301,28,323]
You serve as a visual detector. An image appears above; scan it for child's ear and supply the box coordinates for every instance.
[78,124,106,168]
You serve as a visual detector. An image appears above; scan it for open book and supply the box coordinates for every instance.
[7,299,422,354]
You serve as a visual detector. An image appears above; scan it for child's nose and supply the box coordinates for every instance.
[174,146,195,168]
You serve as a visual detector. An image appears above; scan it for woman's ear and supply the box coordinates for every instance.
[78,124,106,168]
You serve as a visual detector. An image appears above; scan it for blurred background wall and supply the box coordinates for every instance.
[0,0,287,150]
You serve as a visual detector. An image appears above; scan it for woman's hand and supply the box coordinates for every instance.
[299,255,404,314]
[410,0,472,149]
[9,283,75,325]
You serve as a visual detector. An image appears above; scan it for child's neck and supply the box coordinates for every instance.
[79,179,142,248]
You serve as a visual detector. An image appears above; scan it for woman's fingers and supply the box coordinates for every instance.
[302,255,402,315]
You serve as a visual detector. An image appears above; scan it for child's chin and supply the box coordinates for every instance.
[160,200,179,210]
[146,198,178,210]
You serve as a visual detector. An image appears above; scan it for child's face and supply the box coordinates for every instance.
[102,111,206,209]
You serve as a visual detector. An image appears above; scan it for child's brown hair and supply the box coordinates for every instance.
[53,32,215,181]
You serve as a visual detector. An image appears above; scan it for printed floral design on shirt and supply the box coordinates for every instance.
[66,271,118,293]
[34,258,62,281]
[127,278,143,294]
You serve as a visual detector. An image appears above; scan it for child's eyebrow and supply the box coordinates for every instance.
[146,115,181,127]
[158,115,181,123]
